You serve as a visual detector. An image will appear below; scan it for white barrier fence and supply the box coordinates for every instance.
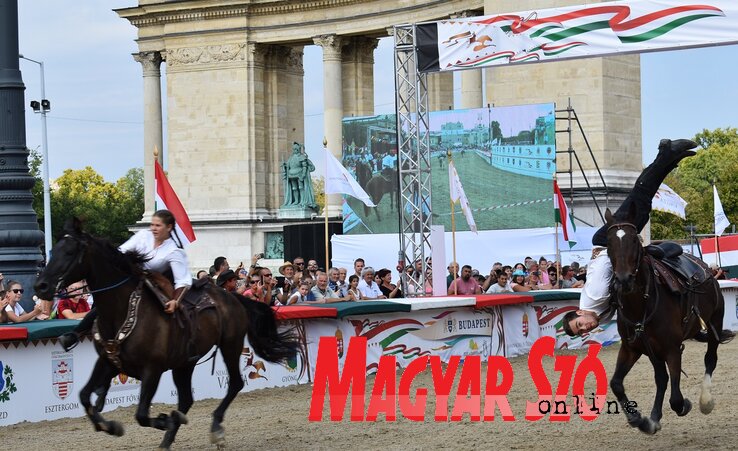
[1,282,736,426]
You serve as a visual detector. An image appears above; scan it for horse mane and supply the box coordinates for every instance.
[88,234,148,277]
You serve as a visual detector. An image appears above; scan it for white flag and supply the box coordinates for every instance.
[448,161,477,234]
[652,183,687,219]
[714,185,730,236]
[325,150,376,207]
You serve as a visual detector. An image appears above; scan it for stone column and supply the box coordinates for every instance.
[314,34,345,217]
[341,37,378,117]
[454,11,484,109]
[133,51,163,217]
[265,45,305,213]
[427,72,454,111]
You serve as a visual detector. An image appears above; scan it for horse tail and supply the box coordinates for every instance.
[233,294,299,363]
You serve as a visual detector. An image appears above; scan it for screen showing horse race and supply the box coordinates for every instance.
[341,103,556,235]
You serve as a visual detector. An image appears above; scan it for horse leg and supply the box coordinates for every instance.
[645,356,668,433]
[665,347,691,417]
[79,357,125,436]
[134,370,172,432]
[210,342,245,449]
[158,364,195,450]
[699,330,720,414]
[609,345,645,430]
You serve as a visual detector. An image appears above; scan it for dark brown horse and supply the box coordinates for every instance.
[366,167,398,218]
[605,206,731,434]
[34,220,296,450]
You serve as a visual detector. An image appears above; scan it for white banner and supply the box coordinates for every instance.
[0,324,308,426]
[423,0,738,72]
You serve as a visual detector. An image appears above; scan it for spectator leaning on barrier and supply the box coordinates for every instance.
[0,291,8,322]
[510,270,532,292]
[447,265,482,295]
[310,272,345,303]
[486,273,513,294]
[560,266,584,288]
[57,281,91,319]
[358,267,385,299]
[286,281,311,305]
[346,275,364,301]
[377,268,403,298]
[3,280,43,323]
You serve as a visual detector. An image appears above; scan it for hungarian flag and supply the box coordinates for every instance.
[553,180,576,248]
[155,161,196,245]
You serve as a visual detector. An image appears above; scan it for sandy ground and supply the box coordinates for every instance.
[4,339,737,450]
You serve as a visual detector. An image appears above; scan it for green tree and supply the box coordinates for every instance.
[313,176,325,213]
[31,164,144,246]
[651,128,738,240]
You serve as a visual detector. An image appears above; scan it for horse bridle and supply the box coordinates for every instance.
[607,221,660,348]
[50,234,130,299]
[606,221,644,278]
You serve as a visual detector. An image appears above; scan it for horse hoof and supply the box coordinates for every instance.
[678,399,692,417]
[108,420,125,437]
[171,410,189,425]
[699,395,715,414]
[637,418,660,435]
[210,427,225,445]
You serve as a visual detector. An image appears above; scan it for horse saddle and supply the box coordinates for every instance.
[645,242,711,293]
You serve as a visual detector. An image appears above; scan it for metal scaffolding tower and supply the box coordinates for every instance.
[394,24,432,295]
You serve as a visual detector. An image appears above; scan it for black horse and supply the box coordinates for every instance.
[366,167,398,219]
[605,207,732,434]
[34,220,296,450]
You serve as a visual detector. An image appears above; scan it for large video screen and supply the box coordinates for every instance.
[341,103,556,234]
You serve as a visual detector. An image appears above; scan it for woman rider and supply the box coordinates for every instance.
[58,209,191,351]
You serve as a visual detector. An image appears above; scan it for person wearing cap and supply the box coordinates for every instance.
[217,269,238,293]
[510,270,532,292]
[278,261,296,299]
[564,138,699,337]
[447,265,482,295]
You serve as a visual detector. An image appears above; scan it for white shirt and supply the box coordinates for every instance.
[119,230,191,289]
[486,283,513,294]
[358,279,383,299]
[5,302,25,316]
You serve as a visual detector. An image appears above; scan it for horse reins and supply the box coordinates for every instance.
[607,221,660,352]
[50,234,132,299]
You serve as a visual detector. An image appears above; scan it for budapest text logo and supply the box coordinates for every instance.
[310,336,636,422]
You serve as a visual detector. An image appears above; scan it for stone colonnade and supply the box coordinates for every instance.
[133,32,457,220]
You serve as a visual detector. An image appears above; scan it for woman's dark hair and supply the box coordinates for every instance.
[153,209,184,248]
[376,268,391,280]
[349,275,359,284]
[5,280,21,291]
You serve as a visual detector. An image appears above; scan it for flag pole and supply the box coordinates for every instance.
[714,180,719,268]
[448,151,458,295]
[153,145,159,210]
[323,137,330,272]
[553,175,560,284]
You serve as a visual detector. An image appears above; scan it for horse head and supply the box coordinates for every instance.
[605,204,643,294]
[35,217,93,300]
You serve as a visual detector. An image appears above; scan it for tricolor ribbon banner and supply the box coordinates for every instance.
[417,0,738,72]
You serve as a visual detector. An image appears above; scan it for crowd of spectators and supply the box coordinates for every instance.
[2,252,592,323]
[197,253,590,307]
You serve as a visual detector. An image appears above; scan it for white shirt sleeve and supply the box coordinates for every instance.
[169,248,192,289]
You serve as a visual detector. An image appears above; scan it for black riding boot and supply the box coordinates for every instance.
[58,307,97,352]
[592,138,698,246]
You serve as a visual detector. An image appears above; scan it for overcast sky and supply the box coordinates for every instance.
[17,1,738,183]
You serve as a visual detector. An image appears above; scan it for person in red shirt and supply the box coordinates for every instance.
[57,281,91,320]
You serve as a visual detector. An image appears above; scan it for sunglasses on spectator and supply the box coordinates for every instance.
[263,273,273,277]
[12,289,24,294]
[249,280,259,284]
[294,262,305,266]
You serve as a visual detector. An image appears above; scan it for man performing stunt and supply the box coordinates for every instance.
[563,138,698,336]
